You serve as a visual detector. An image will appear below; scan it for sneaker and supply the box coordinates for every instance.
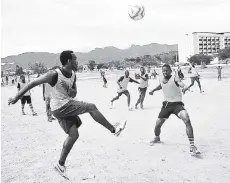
[190,145,200,155]
[128,106,133,111]
[54,162,69,180]
[32,112,37,116]
[150,136,161,145]
[114,120,127,137]
[48,117,52,122]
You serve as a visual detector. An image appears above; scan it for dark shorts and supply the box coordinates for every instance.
[158,101,185,119]
[52,100,95,134]
[103,78,107,84]
[21,96,32,104]
[190,76,200,81]
[138,87,147,96]
[117,90,130,97]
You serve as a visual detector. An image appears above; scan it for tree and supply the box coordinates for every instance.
[188,54,213,65]
[88,60,96,71]
[97,63,105,70]
[28,61,47,74]
[218,47,230,62]
[15,65,24,75]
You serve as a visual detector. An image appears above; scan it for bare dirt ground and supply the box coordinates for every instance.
[1,67,230,183]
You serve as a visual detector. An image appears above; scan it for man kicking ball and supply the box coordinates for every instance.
[149,64,200,155]
[110,70,139,110]
[8,50,127,180]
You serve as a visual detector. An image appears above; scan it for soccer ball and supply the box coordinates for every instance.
[128,5,145,21]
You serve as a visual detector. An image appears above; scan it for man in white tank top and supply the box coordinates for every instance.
[110,70,139,110]
[135,66,149,109]
[148,64,200,155]
[8,50,127,180]
[185,62,203,93]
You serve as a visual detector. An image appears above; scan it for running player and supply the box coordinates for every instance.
[17,75,37,116]
[135,67,149,109]
[149,64,200,155]
[110,70,139,110]
[217,66,222,81]
[8,50,127,180]
[185,62,203,93]
[102,71,107,88]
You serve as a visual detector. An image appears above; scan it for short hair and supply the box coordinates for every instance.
[162,64,172,70]
[60,50,74,65]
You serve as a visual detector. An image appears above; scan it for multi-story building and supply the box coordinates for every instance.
[193,32,230,55]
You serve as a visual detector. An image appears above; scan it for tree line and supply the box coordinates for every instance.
[14,47,230,75]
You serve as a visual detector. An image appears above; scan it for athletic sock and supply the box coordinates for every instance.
[188,137,195,146]
[29,103,35,113]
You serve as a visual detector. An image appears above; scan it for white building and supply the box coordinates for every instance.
[193,32,230,55]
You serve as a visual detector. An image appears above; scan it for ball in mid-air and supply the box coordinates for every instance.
[128,5,145,21]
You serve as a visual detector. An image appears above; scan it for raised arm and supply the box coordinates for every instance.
[9,71,56,105]
[149,84,162,95]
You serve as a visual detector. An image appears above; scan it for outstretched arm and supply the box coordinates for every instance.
[129,77,139,84]
[149,84,162,95]
[9,71,56,104]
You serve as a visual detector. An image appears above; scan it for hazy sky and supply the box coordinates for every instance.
[1,0,230,58]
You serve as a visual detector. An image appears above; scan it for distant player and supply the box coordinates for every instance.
[177,65,184,80]
[185,62,203,93]
[217,66,222,81]
[151,69,158,79]
[17,75,37,116]
[9,50,127,180]
[135,67,149,109]
[102,71,107,88]
[110,70,139,110]
[149,64,200,155]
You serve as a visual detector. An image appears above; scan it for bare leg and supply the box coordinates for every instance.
[154,118,167,137]
[88,104,115,133]
[195,78,202,92]
[124,92,131,107]
[178,110,194,146]
[59,125,79,166]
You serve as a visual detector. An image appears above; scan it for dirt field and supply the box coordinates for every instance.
[1,67,230,183]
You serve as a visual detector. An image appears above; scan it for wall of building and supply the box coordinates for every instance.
[193,32,230,55]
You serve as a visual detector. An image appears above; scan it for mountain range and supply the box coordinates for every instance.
[1,43,178,70]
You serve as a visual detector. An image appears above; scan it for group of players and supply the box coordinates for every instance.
[9,50,224,179]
